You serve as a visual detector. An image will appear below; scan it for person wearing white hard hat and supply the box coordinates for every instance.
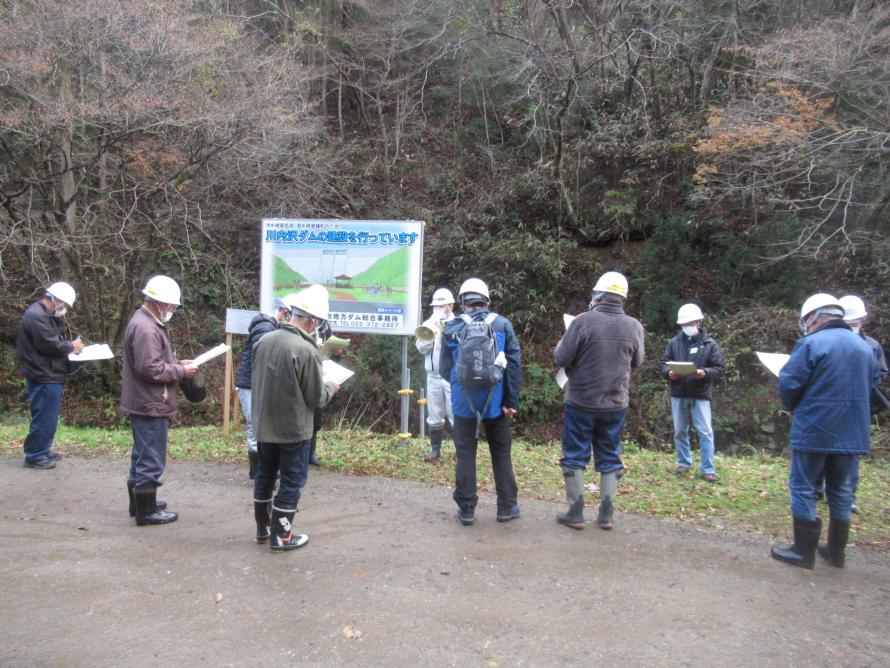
[235,297,291,479]
[770,293,879,570]
[415,286,456,461]
[120,275,198,526]
[659,303,724,482]
[250,284,340,551]
[553,271,644,531]
[812,295,889,513]
[16,281,85,469]
[440,278,522,525]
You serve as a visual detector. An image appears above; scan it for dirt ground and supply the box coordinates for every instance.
[1,454,888,667]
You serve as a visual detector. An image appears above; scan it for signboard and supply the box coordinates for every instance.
[260,219,424,336]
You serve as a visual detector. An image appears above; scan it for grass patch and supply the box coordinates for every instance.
[2,418,888,548]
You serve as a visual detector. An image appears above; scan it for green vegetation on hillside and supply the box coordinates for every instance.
[272,254,307,288]
[351,247,409,288]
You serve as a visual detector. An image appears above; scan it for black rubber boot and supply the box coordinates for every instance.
[817,518,850,568]
[308,432,322,467]
[424,427,444,462]
[771,516,822,569]
[557,466,585,529]
[254,498,272,544]
[134,486,178,526]
[270,506,308,551]
[597,472,618,530]
[128,480,166,517]
[248,451,258,480]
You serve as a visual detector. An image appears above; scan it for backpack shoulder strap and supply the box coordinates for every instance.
[461,313,474,325]
[484,313,498,325]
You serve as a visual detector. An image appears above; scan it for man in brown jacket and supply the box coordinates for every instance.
[120,275,197,526]
[553,271,644,531]
[251,284,339,551]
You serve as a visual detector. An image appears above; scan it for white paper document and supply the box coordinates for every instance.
[192,343,230,367]
[69,343,114,362]
[667,361,698,376]
[323,359,355,385]
[756,352,790,377]
[556,314,578,389]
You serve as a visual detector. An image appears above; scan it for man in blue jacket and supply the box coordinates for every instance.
[771,293,879,569]
[440,278,521,526]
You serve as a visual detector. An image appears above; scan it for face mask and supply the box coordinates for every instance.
[850,324,861,334]
[799,318,810,335]
[682,325,698,337]
[163,310,173,323]
[54,304,68,317]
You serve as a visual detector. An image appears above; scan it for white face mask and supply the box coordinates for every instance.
[163,310,173,323]
[54,305,68,317]
[850,324,862,334]
[682,325,699,337]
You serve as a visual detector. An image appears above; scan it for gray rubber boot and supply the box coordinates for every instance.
[597,472,618,530]
[424,427,444,462]
[556,466,585,529]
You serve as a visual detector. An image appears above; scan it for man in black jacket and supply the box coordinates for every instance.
[659,303,725,482]
[16,282,84,469]
[235,297,290,479]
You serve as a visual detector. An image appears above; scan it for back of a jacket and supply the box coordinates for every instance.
[554,302,645,412]
[779,321,878,455]
[235,313,278,389]
[16,301,74,384]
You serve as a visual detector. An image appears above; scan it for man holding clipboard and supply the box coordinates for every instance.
[659,303,725,482]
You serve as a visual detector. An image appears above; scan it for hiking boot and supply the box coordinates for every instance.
[496,505,520,523]
[47,451,63,461]
[556,466,585,529]
[771,516,822,569]
[675,465,690,474]
[456,508,475,526]
[23,457,56,470]
[702,473,717,483]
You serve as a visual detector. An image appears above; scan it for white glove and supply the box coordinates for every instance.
[494,351,507,369]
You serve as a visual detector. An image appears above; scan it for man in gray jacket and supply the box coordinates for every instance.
[120,275,198,526]
[554,272,645,531]
[251,285,339,551]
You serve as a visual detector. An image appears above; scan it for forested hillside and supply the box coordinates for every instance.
[1,0,887,451]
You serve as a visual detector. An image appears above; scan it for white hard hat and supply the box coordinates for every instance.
[839,295,867,322]
[593,271,628,299]
[285,284,329,321]
[429,288,455,306]
[676,303,705,324]
[46,281,76,307]
[458,278,490,304]
[142,275,181,306]
[799,293,844,322]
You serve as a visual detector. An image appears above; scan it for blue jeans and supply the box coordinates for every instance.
[670,397,715,474]
[23,382,64,462]
[254,442,310,510]
[789,451,858,522]
[452,415,517,512]
[237,388,257,454]
[128,415,169,488]
[560,404,626,474]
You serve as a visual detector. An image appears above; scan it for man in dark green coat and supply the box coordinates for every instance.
[251,284,339,551]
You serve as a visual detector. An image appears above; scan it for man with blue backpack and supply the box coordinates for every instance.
[440,278,522,526]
